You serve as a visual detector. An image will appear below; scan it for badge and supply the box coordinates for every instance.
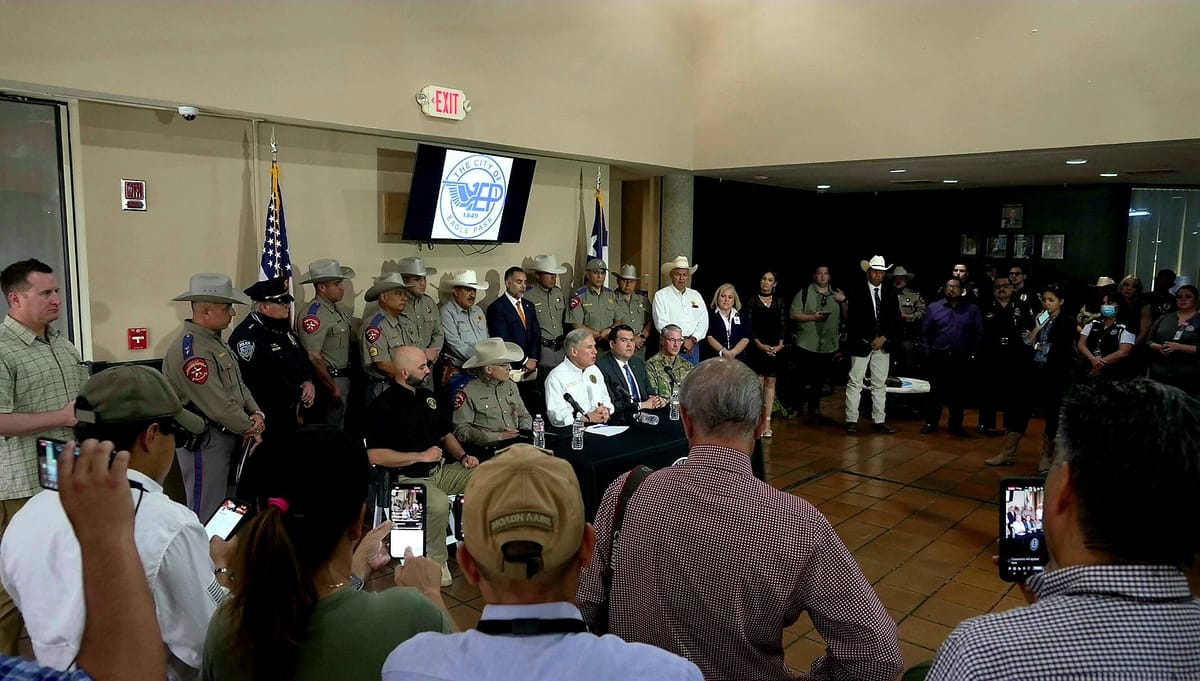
[589,375,598,384]
[183,357,209,384]
[302,315,321,334]
[365,326,382,343]
[476,314,484,324]
[369,346,379,358]
[690,301,699,308]
[236,340,255,361]
[453,392,466,410]
[569,296,581,310]
[426,397,438,410]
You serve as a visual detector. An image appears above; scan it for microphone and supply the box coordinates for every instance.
[563,393,586,417]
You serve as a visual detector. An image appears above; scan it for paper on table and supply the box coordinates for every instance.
[583,425,628,437]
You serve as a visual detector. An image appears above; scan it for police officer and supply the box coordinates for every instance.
[524,254,569,369]
[891,266,925,375]
[1007,264,1042,317]
[229,278,314,437]
[566,258,618,350]
[396,257,444,367]
[163,273,264,520]
[978,277,1034,440]
[361,273,419,403]
[451,338,532,448]
[611,264,653,359]
[296,258,355,429]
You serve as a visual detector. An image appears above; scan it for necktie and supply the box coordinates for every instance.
[873,287,882,322]
[515,300,527,328]
[623,363,640,402]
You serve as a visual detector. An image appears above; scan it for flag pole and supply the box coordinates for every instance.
[270,126,278,161]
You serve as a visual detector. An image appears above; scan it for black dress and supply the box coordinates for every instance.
[746,294,786,376]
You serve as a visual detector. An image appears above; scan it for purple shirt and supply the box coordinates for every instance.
[922,299,983,352]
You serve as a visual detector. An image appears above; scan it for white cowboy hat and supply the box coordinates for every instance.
[363,272,415,303]
[529,254,567,275]
[395,257,437,278]
[444,269,490,291]
[171,273,251,305]
[892,266,914,280]
[860,255,893,272]
[612,264,643,281]
[463,337,525,369]
[298,259,356,285]
[660,255,698,279]
[1089,276,1117,288]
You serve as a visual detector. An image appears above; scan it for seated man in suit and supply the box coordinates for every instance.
[597,325,667,423]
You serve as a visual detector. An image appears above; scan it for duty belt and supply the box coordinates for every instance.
[328,366,351,378]
[540,337,564,350]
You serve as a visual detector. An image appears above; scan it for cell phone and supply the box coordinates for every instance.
[37,438,69,491]
[389,483,427,560]
[1037,310,1050,325]
[204,498,250,540]
[998,477,1050,582]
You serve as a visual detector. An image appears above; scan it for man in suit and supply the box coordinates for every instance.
[843,255,903,434]
[486,266,541,373]
[596,325,666,423]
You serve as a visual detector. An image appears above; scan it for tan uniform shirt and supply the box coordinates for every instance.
[164,321,260,433]
[450,376,532,445]
[525,284,566,342]
[897,287,926,324]
[567,286,618,331]
[402,292,444,351]
[296,296,353,370]
[614,292,652,334]
[361,311,416,379]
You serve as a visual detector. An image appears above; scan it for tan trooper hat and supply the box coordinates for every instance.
[395,257,438,278]
[612,264,643,281]
[530,254,567,275]
[298,259,356,285]
[171,273,251,305]
[364,272,416,303]
[463,337,525,369]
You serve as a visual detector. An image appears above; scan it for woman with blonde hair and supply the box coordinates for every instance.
[704,283,750,363]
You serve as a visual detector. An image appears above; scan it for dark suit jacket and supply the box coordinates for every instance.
[845,281,903,356]
[486,295,541,362]
[596,353,653,421]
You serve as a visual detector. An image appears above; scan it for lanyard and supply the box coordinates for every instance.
[475,618,591,636]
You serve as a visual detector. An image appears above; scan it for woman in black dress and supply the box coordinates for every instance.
[746,271,786,437]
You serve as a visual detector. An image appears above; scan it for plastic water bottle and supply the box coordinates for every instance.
[669,388,681,421]
[532,415,546,448]
[571,412,585,450]
[632,411,660,426]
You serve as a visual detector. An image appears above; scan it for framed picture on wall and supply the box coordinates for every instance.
[986,234,1008,259]
[1041,234,1065,260]
[960,234,979,256]
[1001,204,1023,229]
[1011,233,1033,260]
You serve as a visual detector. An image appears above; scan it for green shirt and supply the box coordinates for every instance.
[791,285,842,354]
[201,586,451,681]
[645,353,692,399]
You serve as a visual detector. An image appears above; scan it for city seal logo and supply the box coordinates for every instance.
[438,154,507,239]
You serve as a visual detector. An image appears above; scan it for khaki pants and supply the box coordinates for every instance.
[396,464,473,567]
[0,497,30,655]
[177,426,237,521]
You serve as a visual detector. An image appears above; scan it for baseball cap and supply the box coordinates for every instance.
[76,366,205,435]
[462,444,585,579]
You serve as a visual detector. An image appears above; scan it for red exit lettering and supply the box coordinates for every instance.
[435,90,459,115]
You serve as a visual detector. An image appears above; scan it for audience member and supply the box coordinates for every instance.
[577,359,904,680]
[382,445,703,681]
[1076,293,1136,380]
[365,346,478,586]
[978,276,1034,445]
[1116,274,1153,345]
[396,257,445,367]
[362,273,419,401]
[0,258,87,654]
[891,265,926,375]
[920,277,982,436]
[1018,284,1078,473]
[652,256,707,365]
[486,266,541,374]
[1146,284,1199,395]
[951,263,981,303]
[452,338,532,446]
[544,329,613,427]
[927,380,1200,679]
[745,271,786,438]
[524,255,570,370]
[844,255,902,434]
[790,264,847,423]
[567,259,618,350]
[164,273,262,520]
[203,429,452,681]
[1076,276,1116,328]
[703,283,750,362]
[644,324,693,399]
[611,265,653,359]
[597,325,665,423]
[1,366,223,679]
[296,259,356,428]
[1148,268,1178,317]
[1006,264,1041,318]
[439,270,490,377]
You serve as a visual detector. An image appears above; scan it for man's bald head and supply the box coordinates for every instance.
[391,346,431,387]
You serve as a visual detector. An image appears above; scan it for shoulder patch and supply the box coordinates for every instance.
[307,302,321,315]
[426,396,438,410]
[370,313,385,326]
[183,357,209,384]
[453,391,467,410]
[301,314,321,334]
[365,326,382,344]
[236,340,255,361]
[182,333,194,360]
[569,296,581,310]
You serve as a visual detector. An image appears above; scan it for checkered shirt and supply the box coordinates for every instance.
[0,316,85,499]
[0,656,92,680]
[927,565,1200,680]
[577,444,904,681]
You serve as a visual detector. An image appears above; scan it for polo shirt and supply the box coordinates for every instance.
[366,384,449,477]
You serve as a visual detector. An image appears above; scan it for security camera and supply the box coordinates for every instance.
[177,106,199,121]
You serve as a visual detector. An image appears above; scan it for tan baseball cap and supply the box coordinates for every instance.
[462,444,584,579]
[76,365,205,435]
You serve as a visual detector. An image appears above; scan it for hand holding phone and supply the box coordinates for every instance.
[204,498,250,540]
[389,483,428,560]
[38,438,69,491]
[1037,310,1050,326]
[998,477,1050,582]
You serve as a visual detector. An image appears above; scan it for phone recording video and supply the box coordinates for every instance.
[389,483,427,561]
[204,498,250,541]
[998,478,1049,582]
[37,438,69,491]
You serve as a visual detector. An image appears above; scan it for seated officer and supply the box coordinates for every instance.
[452,338,533,450]
[365,346,479,586]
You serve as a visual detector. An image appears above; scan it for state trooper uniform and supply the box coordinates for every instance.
[395,258,445,357]
[296,259,356,428]
[567,259,618,350]
[361,273,419,402]
[891,266,926,374]
[163,273,261,520]
[524,254,569,369]
[229,278,313,437]
[611,264,653,360]
[451,339,533,448]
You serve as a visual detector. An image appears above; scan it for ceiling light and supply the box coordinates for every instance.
[816,184,831,190]
[888,169,907,174]
[1065,159,1088,165]
[1099,172,1119,177]
[942,179,958,184]
[752,175,768,180]
[1129,209,1151,217]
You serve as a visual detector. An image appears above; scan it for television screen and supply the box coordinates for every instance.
[402,144,536,244]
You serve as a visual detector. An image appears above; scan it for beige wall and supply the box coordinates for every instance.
[79,102,610,361]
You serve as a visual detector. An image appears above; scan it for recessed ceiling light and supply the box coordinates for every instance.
[1099,172,1119,177]
[1065,159,1088,165]
[889,169,907,174]
[942,179,958,184]
[752,175,769,180]
[816,184,831,190]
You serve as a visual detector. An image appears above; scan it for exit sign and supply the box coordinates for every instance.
[416,85,471,121]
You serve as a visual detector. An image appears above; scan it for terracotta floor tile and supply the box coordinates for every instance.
[899,641,936,672]
[855,480,905,498]
[795,482,850,500]
[856,556,897,584]
[853,541,910,569]
[872,583,926,617]
[831,490,879,508]
[913,541,980,568]
[783,636,828,673]
[785,611,814,637]
[447,603,482,630]
[937,525,995,551]
[912,597,985,629]
[898,616,953,651]
[953,567,1012,595]
[817,499,867,519]
[933,581,1006,611]
[834,518,887,550]
[855,507,910,529]
[881,562,952,594]
[990,596,1029,613]
[894,515,954,537]
[869,529,933,554]
[867,498,920,516]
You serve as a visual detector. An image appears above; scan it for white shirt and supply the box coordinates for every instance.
[544,360,613,426]
[652,286,708,340]
[0,469,225,676]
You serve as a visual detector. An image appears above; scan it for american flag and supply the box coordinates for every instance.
[259,160,292,282]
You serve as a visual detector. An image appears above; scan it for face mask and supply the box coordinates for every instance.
[1100,304,1118,318]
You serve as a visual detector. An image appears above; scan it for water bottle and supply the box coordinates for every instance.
[532,415,546,448]
[669,387,681,421]
[632,411,660,426]
[571,412,584,450]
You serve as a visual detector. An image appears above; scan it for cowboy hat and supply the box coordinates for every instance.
[1090,276,1117,288]
[363,272,415,303]
[463,337,525,369]
[660,255,698,279]
[444,269,490,291]
[585,258,608,272]
[612,264,643,281]
[860,255,893,272]
[529,254,568,275]
[892,266,914,280]
[298,259,355,285]
[395,257,438,278]
[171,273,251,305]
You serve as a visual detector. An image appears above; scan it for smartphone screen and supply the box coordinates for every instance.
[998,478,1050,582]
[204,498,250,540]
[389,483,427,560]
[1037,310,1050,325]
[37,438,69,491]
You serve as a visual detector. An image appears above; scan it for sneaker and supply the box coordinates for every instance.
[872,422,897,434]
[440,563,453,587]
[845,422,858,434]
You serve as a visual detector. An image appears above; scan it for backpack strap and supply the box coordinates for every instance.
[595,464,654,633]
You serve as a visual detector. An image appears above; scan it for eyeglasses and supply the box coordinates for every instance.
[662,337,683,344]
